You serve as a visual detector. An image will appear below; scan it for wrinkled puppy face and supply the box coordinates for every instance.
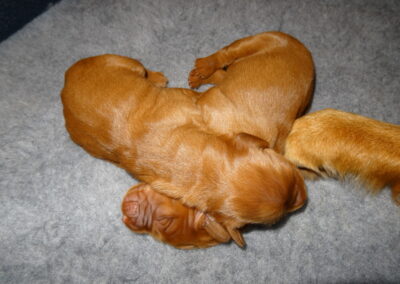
[121,183,224,249]
[226,148,307,225]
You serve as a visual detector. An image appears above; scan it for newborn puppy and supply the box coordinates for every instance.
[284,108,400,205]
[186,31,314,232]
[122,31,314,247]
[190,31,315,153]
[122,183,231,249]
[61,53,305,247]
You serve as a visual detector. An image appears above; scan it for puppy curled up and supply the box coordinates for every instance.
[118,31,314,248]
[61,36,309,248]
[284,108,400,205]
[190,31,314,153]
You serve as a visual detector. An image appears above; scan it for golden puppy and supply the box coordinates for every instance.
[284,108,400,205]
[61,52,305,247]
[122,183,231,249]
[190,31,315,153]
[121,31,314,247]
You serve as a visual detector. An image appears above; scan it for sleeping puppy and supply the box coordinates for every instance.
[61,52,305,248]
[284,108,400,205]
[190,31,315,153]
[121,31,314,247]
[122,183,230,249]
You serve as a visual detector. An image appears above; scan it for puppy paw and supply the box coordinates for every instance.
[147,70,169,87]
[188,69,204,89]
[188,57,216,88]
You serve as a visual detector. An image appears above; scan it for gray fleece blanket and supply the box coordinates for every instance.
[0,0,399,283]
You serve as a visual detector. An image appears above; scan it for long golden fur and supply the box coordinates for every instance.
[284,108,400,205]
[61,31,313,248]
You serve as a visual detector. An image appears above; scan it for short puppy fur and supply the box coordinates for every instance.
[61,44,306,247]
[186,30,314,232]
[284,108,400,205]
[190,31,315,153]
[121,31,314,247]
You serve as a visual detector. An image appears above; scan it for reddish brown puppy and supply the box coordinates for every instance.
[61,46,307,247]
[121,31,314,247]
[190,31,314,153]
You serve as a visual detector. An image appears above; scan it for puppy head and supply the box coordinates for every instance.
[121,183,230,249]
[225,146,307,226]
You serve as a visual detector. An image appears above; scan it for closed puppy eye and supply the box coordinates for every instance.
[157,216,173,227]
[156,216,179,235]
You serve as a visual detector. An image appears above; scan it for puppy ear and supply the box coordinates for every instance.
[226,226,246,248]
[203,215,231,243]
[204,215,246,248]
[287,171,308,213]
[233,133,269,150]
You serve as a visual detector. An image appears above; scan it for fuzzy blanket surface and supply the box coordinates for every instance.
[1,0,399,283]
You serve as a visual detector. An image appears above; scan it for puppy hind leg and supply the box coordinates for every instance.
[189,32,286,88]
[188,54,221,88]
[189,69,227,88]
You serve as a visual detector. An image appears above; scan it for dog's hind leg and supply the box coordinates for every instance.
[196,69,227,87]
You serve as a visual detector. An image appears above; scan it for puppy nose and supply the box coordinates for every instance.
[122,199,140,218]
[122,191,144,229]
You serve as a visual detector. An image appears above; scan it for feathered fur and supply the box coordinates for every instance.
[284,108,400,205]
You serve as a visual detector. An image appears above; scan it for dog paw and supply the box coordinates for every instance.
[188,69,204,89]
[147,70,169,88]
[188,57,216,88]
